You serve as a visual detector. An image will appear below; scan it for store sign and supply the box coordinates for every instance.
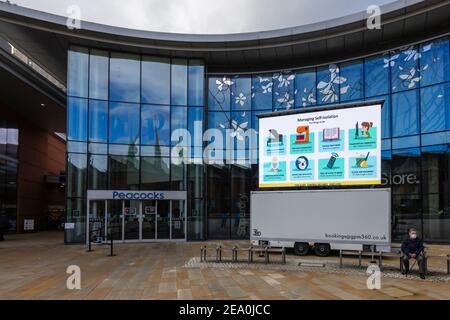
[381,173,419,185]
[87,190,187,200]
[258,103,382,187]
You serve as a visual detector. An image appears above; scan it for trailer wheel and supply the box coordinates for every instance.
[314,243,331,257]
[294,242,310,256]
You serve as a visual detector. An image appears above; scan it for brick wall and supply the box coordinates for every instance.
[0,104,66,232]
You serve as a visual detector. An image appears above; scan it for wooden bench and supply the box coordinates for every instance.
[339,250,383,269]
[201,245,286,264]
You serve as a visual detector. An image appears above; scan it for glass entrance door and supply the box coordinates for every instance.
[171,200,185,239]
[101,198,186,242]
[142,200,156,240]
[124,200,140,240]
[106,200,123,241]
[157,200,170,239]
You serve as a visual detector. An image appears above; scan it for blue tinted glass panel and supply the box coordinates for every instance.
[89,49,109,100]
[391,46,420,92]
[141,104,170,146]
[171,59,188,106]
[420,83,447,133]
[231,76,251,111]
[207,111,229,148]
[340,60,363,102]
[251,74,273,110]
[188,60,204,106]
[188,107,203,149]
[68,47,89,98]
[368,95,391,139]
[317,64,340,104]
[420,37,450,86]
[109,102,140,144]
[294,68,316,107]
[110,53,140,103]
[208,77,231,111]
[88,100,108,143]
[68,97,88,141]
[171,106,187,146]
[273,72,295,111]
[364,54,390,97]
[231,111,251,150]
[141,56,170,105]
[392,89,419,137]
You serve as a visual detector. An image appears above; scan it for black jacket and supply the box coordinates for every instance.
[401,237,424,256]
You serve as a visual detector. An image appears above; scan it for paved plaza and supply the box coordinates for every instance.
[0,232,449,300]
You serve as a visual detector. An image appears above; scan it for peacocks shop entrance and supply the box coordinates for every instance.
[86,190,187,244]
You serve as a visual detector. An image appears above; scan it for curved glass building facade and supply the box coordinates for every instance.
[66,35,450,243]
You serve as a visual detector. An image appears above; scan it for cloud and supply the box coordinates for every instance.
[4,0,397,34]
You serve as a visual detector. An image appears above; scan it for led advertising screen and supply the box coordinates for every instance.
[258,103,382,188]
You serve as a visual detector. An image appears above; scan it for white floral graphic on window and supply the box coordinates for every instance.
[216,77,234,92]
[235,92,247,107]
[389,45,434,90]
[317,64,347,103]
[218,112,249,141]
[273,72,295,110]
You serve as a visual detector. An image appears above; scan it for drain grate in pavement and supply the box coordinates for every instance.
[298,262,325,268]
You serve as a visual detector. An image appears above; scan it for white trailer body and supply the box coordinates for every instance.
[250,188,391,253]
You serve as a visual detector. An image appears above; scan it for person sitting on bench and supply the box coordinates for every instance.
[401,227,426,279]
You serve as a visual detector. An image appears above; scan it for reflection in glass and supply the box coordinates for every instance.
[67,153,87,198]
[171,59,188,105]
[364,54,390,97]
[142,56,170,104]
[66,198,87,243]
[68,47,89,98]
[89,49,109,100]
[88,100,108,143]
[108,155,139,190]
[171,106,187,146]
[68,97,88,141]
[339,60,363,102]
[141,157,170,190]
[110,53,140,103]
[141,105,170,146]
[188,60,204,106]
[420,84,447,133]
[420,38,450,86]
[391,89,419,137]
[109,102,140,144]
[88,154,107,190]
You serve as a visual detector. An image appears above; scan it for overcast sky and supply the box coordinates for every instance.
[3,0,398,34]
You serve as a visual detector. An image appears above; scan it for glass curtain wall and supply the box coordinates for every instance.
[207,36,450,242]
[66,46,205,243]
[0,119,19,231]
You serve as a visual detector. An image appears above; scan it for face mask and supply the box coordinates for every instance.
[410,234,417,239]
